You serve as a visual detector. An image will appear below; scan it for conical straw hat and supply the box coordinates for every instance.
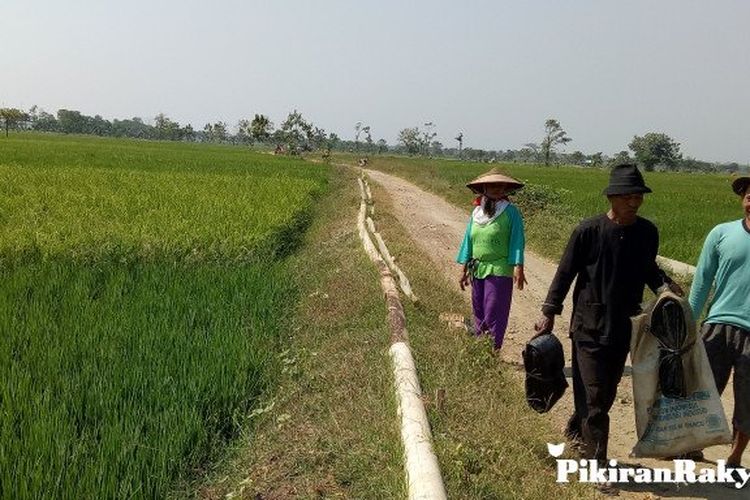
[466,167,524,194]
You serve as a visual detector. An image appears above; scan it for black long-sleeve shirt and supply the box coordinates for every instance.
[542,214,671,346]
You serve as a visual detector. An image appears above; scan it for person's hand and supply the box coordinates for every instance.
[533,315,554,338]
[668,281,685,297]
[513,265,527,291]
[459,270,471,291]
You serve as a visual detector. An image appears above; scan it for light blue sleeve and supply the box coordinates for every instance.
[688,226,720,320]
[507,204,525,265]
[456,218,473,264]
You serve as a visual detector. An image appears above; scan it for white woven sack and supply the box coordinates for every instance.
[630,292,732,458]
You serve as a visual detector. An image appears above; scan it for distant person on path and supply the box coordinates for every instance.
[689,175,750,470]
[533,163,681,463]
[456,167,526,351]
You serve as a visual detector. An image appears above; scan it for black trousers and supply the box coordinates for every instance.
[565,340,629,461]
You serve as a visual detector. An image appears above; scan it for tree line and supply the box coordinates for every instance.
[0,105,396,156]
[395,118,744,174]
[0,105,745,173]
[0,106,342,153]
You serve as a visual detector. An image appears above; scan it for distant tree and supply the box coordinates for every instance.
[203,122,228,143]
[398,127,421,154]
[612,150,631,163]
[354,122,363,150]
[431,141,444,156]
[589,152,604,167]
[28,106,58,131]
[376,138,388,154]
[154,113,169,136]
[327,132,341,150]
[679,157,715,173]
[455,132,464,157]
[38,110,58,131]
[463,148,491,162]
[540,118,572,166]
[27,105,40,126]
[569,150,586,165]
[279,110,312,153]
[90,115,112,136]
[605,150,632,167]
[213,122,228,142]
[354,122,371,151]
[0,108,29,137]
[112,117,154,139]
[310,126,328,150]
[629,132,682,171]
[421,122,436,155]
[236,119,252,144]
[154,113,182,141]
[250,114,273,143]
[57,109,89,134]
[182,124,195,142]
[521,142,540,162]
[363,126,372,151]
[203,123,214,141]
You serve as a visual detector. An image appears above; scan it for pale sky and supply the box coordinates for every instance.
[2,0,749,162]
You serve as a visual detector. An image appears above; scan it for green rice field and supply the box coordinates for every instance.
[362,156,741,264]
[0,134,329,498]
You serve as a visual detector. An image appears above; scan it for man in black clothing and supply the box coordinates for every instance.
[534,163,682,462]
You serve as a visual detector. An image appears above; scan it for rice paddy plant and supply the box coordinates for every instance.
[0,258,291,498]
[0,133,329,498]
[0,135,327,263]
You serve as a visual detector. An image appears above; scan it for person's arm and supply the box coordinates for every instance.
[688,227,720,319]
[507,204,525,266]
[541,225,583,317]
[507,205,527,290]
[534,225,584,335]
[458,262,470,291]
[456,218,472,265]
[457,219,473,290]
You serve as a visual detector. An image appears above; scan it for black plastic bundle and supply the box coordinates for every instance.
[523,333,568,413]
[650,297,693,399]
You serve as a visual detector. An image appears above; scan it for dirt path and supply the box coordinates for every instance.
[365,168,748,499]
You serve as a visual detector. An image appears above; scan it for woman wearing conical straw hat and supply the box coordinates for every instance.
[456,167,526,351]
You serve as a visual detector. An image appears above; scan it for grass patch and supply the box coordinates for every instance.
[192,165,406,498]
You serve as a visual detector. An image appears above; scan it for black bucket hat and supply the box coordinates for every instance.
[603,163,653,196]
[731,176,750,196]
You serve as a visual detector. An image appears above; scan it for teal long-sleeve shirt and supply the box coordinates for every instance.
[688,219,750,331]
[456,203,525,274]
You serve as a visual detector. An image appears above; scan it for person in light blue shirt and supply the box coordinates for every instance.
[689,176,750,470]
